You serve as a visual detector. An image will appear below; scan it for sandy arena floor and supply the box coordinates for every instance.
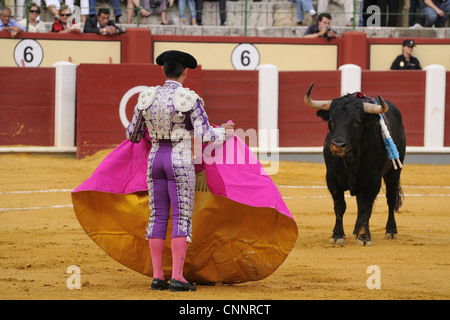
[0,151,449,300]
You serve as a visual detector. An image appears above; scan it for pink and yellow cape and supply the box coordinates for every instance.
[72,135,298,284]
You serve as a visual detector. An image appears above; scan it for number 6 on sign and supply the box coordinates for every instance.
[14,39,43,67]
[231,43,260,70]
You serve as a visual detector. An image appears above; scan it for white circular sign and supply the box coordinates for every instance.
[119,85,150,128]
[231,43,260,70]
[14,39,43,67]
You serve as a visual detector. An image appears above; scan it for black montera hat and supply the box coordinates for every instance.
[156,50,197,69]
[402,39,416,47]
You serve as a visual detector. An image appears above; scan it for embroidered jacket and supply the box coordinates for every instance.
[126,80,225,144]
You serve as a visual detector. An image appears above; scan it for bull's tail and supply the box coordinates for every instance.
[394,183,404,212]
[383,171,404,212]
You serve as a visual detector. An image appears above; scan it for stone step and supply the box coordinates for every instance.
[14,0,446,30]
[15,0,359,26]
[36,21,449,39]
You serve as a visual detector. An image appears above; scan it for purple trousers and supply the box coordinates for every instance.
[145,140,195,241]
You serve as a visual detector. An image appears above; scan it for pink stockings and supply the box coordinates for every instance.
[170,236,188,282]
[149,238,165,280]
[149,236,188,282]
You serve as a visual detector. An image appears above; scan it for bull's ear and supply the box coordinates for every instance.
[316,110,329,121]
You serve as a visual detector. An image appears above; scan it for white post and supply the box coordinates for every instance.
[339,64,361,96]
[257,64,279,153]
[53,61,76,148]
[424,64,446,148]
[256,64,279,175]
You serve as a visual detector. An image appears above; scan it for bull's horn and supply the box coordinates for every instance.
[363,95,389,114]
[304,82,332,110]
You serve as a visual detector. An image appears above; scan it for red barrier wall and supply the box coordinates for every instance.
[278,70,427,148]
[361,70,426,147]
[75,63,202,158]
[341,31,369,69]
[0,63,433,157]
[279,71,341,147]
[201,70,258,131]
[75,65,255,158]
[121,28,153,63]
[0,67,55,146]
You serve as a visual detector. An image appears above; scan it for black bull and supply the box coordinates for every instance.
[305,82,406,246]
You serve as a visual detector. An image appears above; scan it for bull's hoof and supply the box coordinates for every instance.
[356,235,372,246]
[357,239,372,246]
[330,237,345,246]
[385,233,398,239]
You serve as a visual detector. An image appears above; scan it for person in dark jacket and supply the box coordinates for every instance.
[83,8,124,35]
[304,13,338,39]
[390,39,422,70]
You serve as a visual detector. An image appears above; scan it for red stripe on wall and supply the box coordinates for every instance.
[0,67,55,146]
[279,71,340,147]
[201,70,258,131]
[362,70,426,147]
[75,63,202,158]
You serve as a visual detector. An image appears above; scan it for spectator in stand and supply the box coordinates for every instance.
[317,0,354,26]
[178,0,197,25]
[390,39,422,70]
[88,0,122,23]
[422,0,450,27]
[304,12,338,39]
[362,0,398,26]
[43,0,75,20]
[51,4,81,33]
[14,0,41,21]
[409,0,422,27]
[380,0,398,26]
[3,1,13,17]
[0,6,25,38]
[127,0,152,23]
[127,0,168,24]
[289,0,317,25]
[195,0,227,26]
[18,2,45,32]
[84,7,124,35]
[80,0,89,22]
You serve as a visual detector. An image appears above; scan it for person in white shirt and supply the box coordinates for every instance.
[18,2,45,32]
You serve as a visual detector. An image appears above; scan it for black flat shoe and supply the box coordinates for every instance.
[169,279,196,292]
[151,278,169,290]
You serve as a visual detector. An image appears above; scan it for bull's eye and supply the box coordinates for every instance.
[353,120,362,127]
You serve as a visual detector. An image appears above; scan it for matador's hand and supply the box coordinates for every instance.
[221,121,235,139]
